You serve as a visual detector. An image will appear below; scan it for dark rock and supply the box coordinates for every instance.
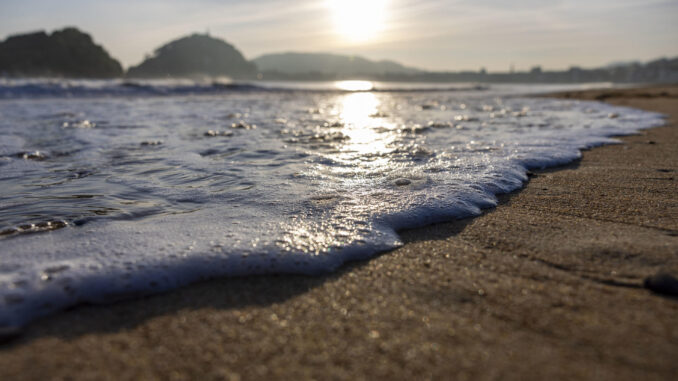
[0,325,22,344]
[643,272,678,296]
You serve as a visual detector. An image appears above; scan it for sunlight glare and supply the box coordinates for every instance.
[335,80,374,91]
[336,92,392,158]
[327,0,388,43]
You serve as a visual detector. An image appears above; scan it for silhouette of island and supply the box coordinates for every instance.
[254,52,422,78]
[0,27,122,78]
[127,34,256,79]
[0,26,676,84]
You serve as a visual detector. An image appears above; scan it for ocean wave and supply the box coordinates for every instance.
[0,78,491,99]
[0,85,664,330]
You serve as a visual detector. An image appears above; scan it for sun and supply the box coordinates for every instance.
[326,0,388,43]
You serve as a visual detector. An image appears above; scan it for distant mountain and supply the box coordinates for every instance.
[0,27,123,78]
[127,34,257,79]
[253,52,423,78]
[605,60,641,69]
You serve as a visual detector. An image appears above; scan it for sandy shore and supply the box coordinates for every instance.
[1,85,677,380]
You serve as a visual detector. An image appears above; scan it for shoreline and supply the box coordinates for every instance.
[1,85,677,380]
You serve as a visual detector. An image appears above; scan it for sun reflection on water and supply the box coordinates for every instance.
[278,91,405,255]
[334,92,395,160]
[335,80,374,92]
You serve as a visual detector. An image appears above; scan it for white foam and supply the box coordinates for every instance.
[0,84,664,328]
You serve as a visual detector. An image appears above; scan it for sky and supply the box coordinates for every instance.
[1,0,677,72]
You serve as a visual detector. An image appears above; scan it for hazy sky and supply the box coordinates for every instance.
[1,0,677,71]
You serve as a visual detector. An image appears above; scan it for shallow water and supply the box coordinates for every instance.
[0,80,664,328]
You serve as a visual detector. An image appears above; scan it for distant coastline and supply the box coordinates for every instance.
[1,27,677,83]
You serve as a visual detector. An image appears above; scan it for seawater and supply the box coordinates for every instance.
[0,80,664,328]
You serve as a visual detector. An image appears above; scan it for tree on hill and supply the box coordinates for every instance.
[127,34,257,79]
[0,27,123,78]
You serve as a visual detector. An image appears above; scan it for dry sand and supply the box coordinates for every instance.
[1,85,677,380]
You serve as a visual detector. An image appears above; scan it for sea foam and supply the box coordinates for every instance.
[0,81,664,328]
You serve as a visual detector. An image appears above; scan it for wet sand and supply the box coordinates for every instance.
[1,85,677,380]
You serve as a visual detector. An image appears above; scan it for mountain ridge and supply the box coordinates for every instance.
[253,52,423,77]
[0,27,676,83]
[126,34,257,79]
[0,27,122,78]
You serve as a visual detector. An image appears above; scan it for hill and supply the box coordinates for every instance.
[253,52,423,78]
[127,34,257,79]
[0,27,123,78]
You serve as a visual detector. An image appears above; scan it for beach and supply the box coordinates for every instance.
[0,85,676,380]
